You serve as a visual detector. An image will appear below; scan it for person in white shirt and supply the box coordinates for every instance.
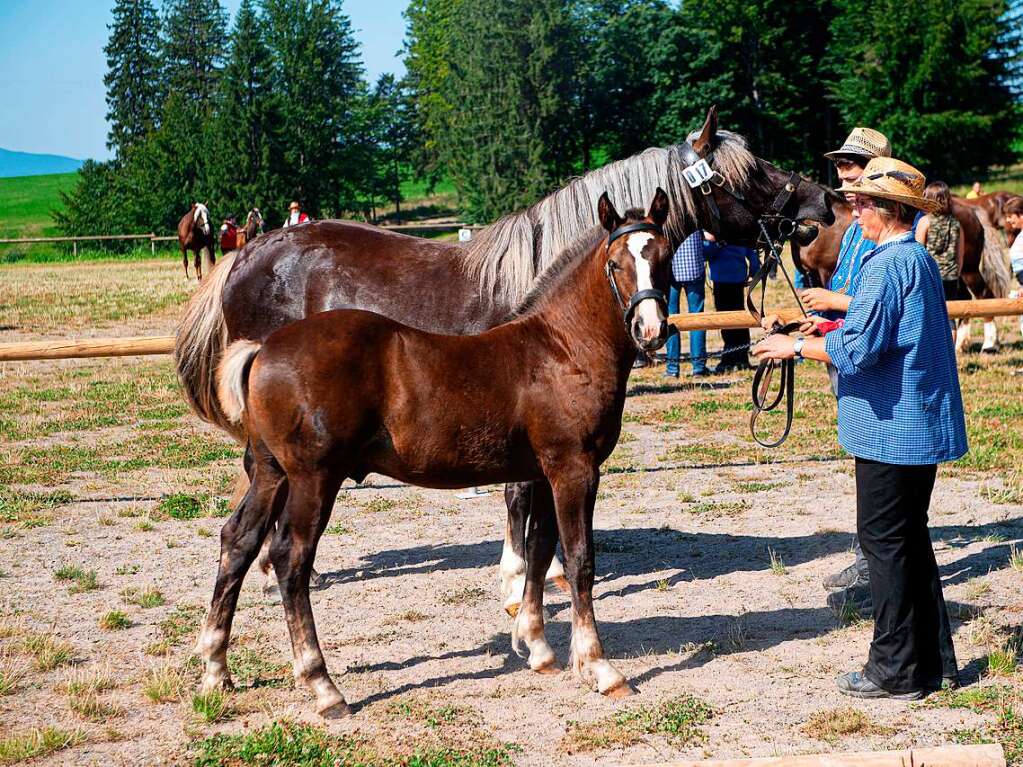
[283,201,310,228]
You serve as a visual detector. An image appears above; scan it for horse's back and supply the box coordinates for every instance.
[223,220,488,344]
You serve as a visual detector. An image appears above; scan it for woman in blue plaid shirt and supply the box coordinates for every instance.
[754,157,967,700]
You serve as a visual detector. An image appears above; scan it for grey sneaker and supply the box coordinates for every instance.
[823,563,862,590]
[827,582,873,619]
[837,671,922,700]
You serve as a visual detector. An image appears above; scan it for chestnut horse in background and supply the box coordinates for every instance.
[177,203,216,280]
[175,107,836,616]
[200,191,673,717]
[961,191,1021,247]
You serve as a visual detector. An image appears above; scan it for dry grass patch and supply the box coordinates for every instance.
[22,632,74,671]
[142,664,185,703]
[0,649,27,696]
[562,694,712,753]
[121,585,165,608]
[801,707,890,742]
[0,726,85,765]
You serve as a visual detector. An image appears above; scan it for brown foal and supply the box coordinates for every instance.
[200,190,674,716]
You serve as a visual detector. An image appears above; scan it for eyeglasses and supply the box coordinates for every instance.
[848,196,878,211]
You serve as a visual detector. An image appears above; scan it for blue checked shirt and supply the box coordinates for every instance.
[671,230,705,282]
[824,232,968,465]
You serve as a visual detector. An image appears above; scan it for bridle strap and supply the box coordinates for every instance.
[606,221,663,247]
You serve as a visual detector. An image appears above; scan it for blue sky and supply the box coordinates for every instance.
[0,0,407,161]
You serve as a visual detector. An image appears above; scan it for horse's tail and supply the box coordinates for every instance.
[217,340,262,425]
[975,208,1013,298]
[174,251,241,437]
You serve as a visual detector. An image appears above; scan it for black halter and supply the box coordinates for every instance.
[604,221,668,330]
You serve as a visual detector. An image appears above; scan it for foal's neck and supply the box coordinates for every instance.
[520,242,635,363]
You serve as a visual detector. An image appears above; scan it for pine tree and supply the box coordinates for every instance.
[827,0,1020,181]
[362,74,417,220]
[207,0,285,218]
[664,0,840,176]
[262,0,364,219]
[402,0,461,185]
[162,0,229,108]
[104,0,163,159]
[440,0,586,222]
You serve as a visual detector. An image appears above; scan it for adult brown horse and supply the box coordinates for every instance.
[201,190,674,716]
[176,107,835,614]
[177,203,216,280]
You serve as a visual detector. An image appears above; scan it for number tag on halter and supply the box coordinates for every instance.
[682,159,714,189]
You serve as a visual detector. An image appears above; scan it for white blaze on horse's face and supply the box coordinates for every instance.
[627,232,665,345]
[194,204,211,236]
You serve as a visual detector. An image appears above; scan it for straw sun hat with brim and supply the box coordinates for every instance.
[836,157,940,214]
[824,127,892,161]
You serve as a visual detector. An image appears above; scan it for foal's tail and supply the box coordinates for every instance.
[217,340,262,425]
[174,251,240,437]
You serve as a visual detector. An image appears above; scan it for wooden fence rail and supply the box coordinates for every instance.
[0,223,478,257]
[1,298,1021,363]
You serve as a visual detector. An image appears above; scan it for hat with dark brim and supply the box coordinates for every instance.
[824,127,892,162]
[836,157,939,214]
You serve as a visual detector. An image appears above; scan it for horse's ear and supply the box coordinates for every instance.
[649,187,669,227]
[691,105,718,157]
[598,192,622,233]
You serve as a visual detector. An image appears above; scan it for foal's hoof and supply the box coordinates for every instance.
[603,681,637,700]
[551,576,571,594]
[504,599,521,618]
[318,700,352,719]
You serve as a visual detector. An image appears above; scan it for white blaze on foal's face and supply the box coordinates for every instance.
[627,232,662,341]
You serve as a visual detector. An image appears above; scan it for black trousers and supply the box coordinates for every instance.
[855,458,958,692]
[712,282,749,368]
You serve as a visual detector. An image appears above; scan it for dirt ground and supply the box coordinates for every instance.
[1,260,1022,766]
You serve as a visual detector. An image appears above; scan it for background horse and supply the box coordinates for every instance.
[242,207,264,243]
[177,203,215,280]
[199,191,674,717]
[792,195,1011,350]
[961,191,1021,247]
[175,106,835,615]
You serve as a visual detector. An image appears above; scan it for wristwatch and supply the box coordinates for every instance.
[793,337,806,359]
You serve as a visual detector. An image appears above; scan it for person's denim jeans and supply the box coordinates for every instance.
[666,278,706,375]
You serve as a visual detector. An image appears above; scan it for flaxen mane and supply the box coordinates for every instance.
[463,131,758,307]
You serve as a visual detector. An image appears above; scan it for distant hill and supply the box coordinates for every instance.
[0,148,84,178]
[0,173,76,239]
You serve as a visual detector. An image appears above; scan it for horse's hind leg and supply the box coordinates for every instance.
[198,442,285,692]
[501,481,568,617]
[181,245,189,279]
[270,469,348,718]
[195,248,203,281]
[511,480,559,674]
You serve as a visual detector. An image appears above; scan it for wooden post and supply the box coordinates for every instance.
[668,297,1023,332]
[652,743,1004,767]
[72,239,77,258]
[151,237,156,256]
[0,336,176,362]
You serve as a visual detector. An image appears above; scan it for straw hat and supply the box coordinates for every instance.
[824,127,892,161]
[289,201,301,211]
[836,157,939,213]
